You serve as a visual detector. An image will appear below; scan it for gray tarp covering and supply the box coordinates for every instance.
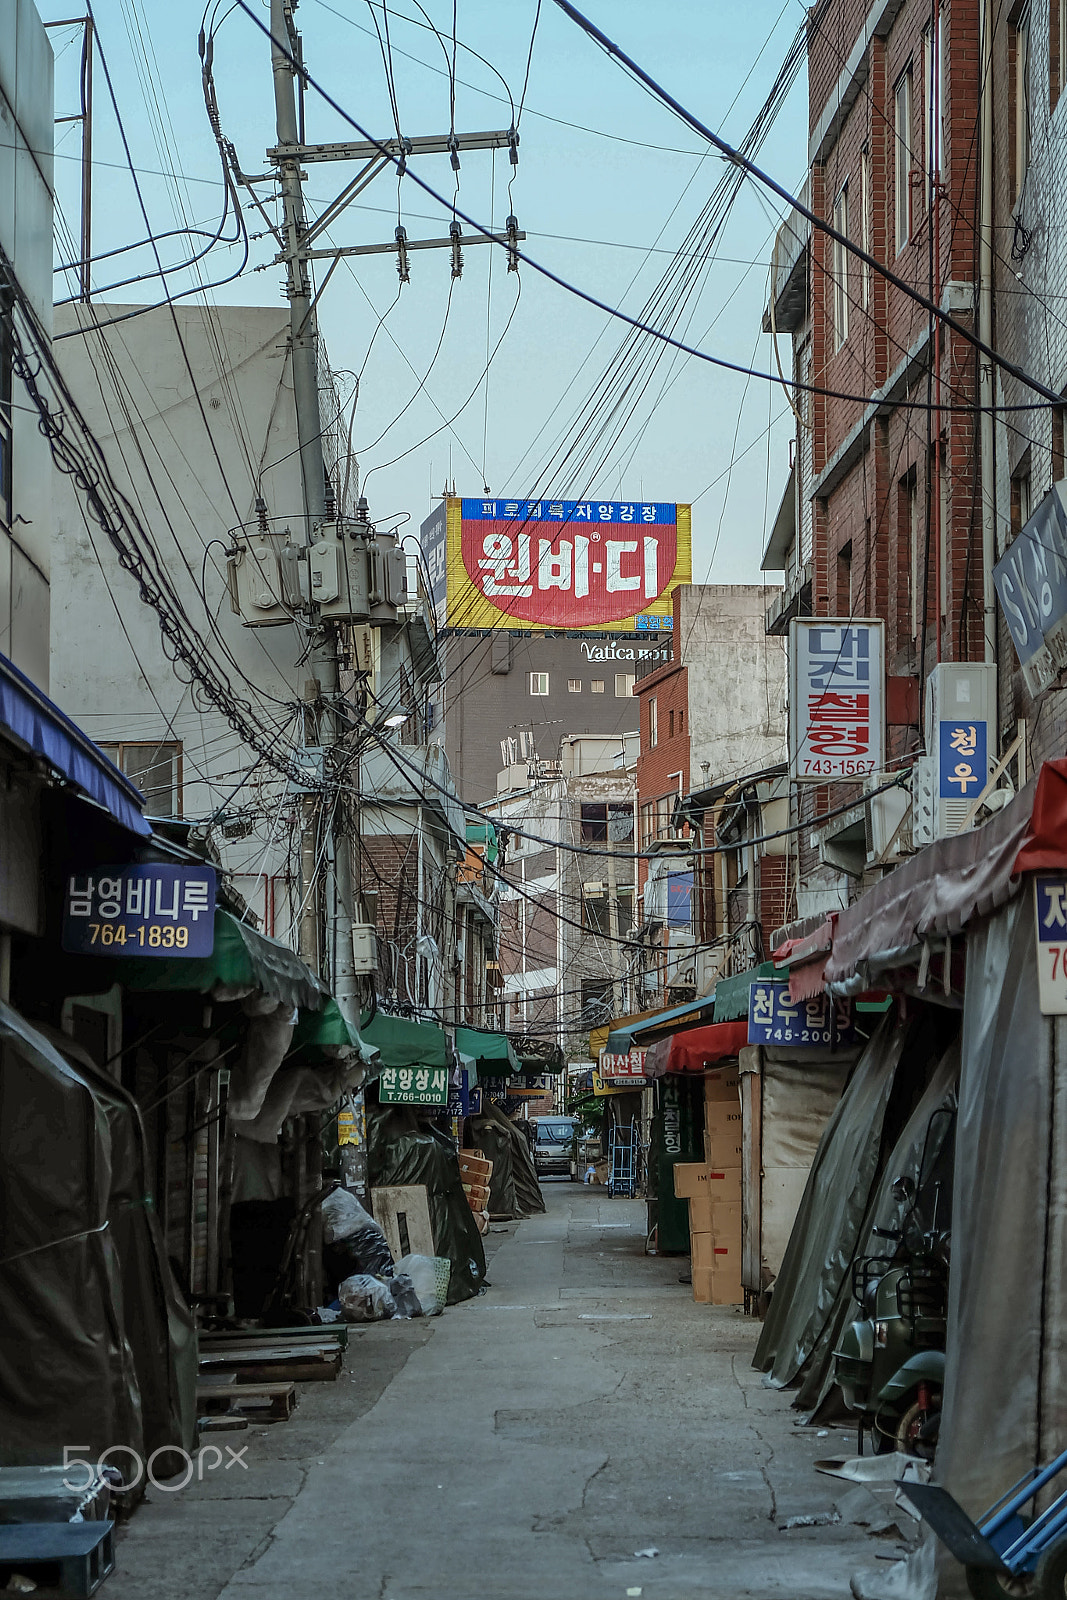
[931,893,1066,1597]
[757,1049,856,1286]
[0,1003,196,1468]
[753,1018,905,1385]
[798,1039,958,1414]
[468,1100,546,1219]
[754,1011,956,1393]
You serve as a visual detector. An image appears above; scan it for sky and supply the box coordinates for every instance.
[42,0,809,587]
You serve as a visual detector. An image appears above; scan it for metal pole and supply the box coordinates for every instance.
[269,0,359,1030]
[80,16,93,305]
[979,0,998,664]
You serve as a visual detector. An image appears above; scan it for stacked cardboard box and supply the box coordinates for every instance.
[459,1149,493,1235]
[671,1065,743,1305]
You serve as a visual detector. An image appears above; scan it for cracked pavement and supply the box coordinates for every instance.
[105,1182,889,1599]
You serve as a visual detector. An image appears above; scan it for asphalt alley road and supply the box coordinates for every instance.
[108,1182,894,1600]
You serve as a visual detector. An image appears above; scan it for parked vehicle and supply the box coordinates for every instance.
[531,1116,576,1177]
[834,1109,954,1457]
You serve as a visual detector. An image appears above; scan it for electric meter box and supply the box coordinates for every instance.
[351,922,378,974]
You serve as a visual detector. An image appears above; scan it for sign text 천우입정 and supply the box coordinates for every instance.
[747,981,855,1047]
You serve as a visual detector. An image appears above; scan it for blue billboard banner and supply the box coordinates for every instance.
[747,980,855,1048]
[461,498,676,526]
[938,719,988,800]
[62,864,217,957]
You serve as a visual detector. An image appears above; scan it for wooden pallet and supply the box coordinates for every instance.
[0,1521,114,1598]
[196,1382,296,1422]
[199,1324,348,1348]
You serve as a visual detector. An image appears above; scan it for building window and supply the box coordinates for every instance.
[1053,404,1066,482]
[590,679,605,693]
[860,143,872,309]
[1011,2,1032,202]
[679,709,684,732]
[98,741,183,816]
[895,67,914,253]
[614,672,635,697]
[580,801,635,842]
[567,678,582,693]
[640,800,657,848]
[582,887,634,936]
[832,182,850,349]
[668,709,675,739]
[1053,0,1067,109]
[648,696,658,748]
[529,672,549,696]
[1011,457,1033,538]
[901,468,920,638]
[580,978,614,1020]
[923,19,943,201]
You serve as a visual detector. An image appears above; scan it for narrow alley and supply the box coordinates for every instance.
[104,1184,904,1600]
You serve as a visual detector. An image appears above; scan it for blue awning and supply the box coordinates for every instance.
[0,653,150,838]
[604,992,717,1053]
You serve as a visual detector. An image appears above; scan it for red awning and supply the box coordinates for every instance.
[773,918,836,1002]
[643,1018,749,1078]
[826,758,1067,993]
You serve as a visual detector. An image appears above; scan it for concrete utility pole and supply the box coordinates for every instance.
[269,0,360,1031]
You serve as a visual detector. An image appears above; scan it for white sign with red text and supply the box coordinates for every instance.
[789,619,885,783]
[597,1048,648,1085]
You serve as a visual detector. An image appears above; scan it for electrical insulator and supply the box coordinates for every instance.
[506,214,520,273]
[448,135,460,173]
[450,220,463,281]
[395,224,410,284]
[508,126,519,168]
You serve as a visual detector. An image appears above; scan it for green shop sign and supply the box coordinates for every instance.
[379,1065,449,1107]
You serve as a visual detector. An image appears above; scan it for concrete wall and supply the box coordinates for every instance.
[50,302,306,934]
[679,586,787,783]
[0,0,53,686]
[437,630,664,802]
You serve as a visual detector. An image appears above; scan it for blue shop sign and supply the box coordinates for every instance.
[938,720,988,799]
[61,863,216,958]
[748,980,854,1048]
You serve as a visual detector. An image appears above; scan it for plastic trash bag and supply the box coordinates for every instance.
[321,1188,394,1279]
[388,1272,422,1319]
[338,1273,395,1322]
[395,1253,451,1316]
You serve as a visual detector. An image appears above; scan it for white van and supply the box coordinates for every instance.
[531,1116,576,1178]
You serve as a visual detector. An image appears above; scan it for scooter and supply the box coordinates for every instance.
[834,1171,950,1457]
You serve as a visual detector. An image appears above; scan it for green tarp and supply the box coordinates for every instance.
[712,962,779,1022]
[360,1010,449,1068]
[114,909,329,1012]
[367,1105,486,1303]
[455,1027,519,1073]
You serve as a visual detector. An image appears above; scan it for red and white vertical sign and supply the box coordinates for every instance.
[789,619,885,782]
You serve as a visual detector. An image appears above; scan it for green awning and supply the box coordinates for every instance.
[359,1010,450,1069]
[455,1026,519,1073]
[115,909,329,1012]
[465,821,498,864]
[713,962,780,1022]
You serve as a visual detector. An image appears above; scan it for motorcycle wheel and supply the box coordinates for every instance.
[1035,1534,1067,1597]
[895,1400,940,1459]
[966,1568,1036,1600]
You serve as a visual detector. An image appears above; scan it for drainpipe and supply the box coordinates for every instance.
[979,0,997,663]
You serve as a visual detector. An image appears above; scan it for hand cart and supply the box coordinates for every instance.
[899,1446,1067,1599]
[607,1118,639,1198]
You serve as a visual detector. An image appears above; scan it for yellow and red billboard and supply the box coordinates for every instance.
[423,495,691,634]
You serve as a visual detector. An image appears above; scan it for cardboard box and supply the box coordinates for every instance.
[701,1163,742,1203]
[709,1200,741,1243]
[704,1131,743,1169]
[687,1191,713,1235]
[704,1100,743,1135]
[704,1067,741,1103]
[673,1162,711,1200]
[692,1266,744,1305]
[690,1231,714,1272]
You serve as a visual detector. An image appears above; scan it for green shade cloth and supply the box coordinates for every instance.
[465,821,498,864]
[359,1010,450,1069]
[712,962,779,1022]
[115,909,329,1012]
[455,1026,519,1073]
[290,997,370,1055]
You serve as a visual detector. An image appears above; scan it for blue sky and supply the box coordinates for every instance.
[43,0,808,585]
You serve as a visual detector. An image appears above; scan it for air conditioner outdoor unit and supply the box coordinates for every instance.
[924,663,997,839]
[866,773,912,864]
